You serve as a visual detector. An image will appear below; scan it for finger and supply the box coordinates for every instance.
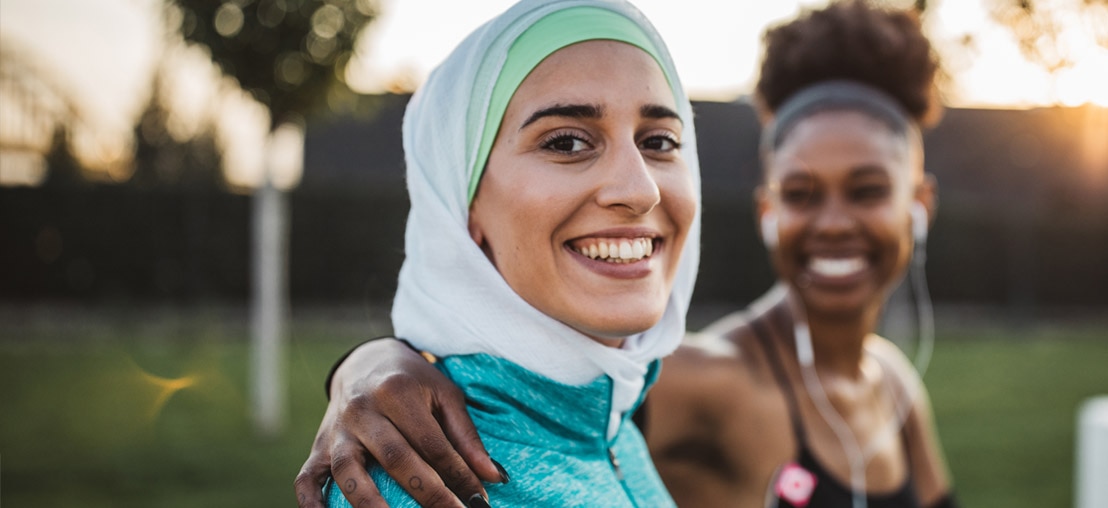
[372,382,494,499]
[297,413,343,508]
[352,411,468,508]
[435,384,504,484]
[329,434,391,508]
[294,451,331,508]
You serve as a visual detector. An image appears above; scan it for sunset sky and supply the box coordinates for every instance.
[1,0,1106,185]
[346,0,1108,106]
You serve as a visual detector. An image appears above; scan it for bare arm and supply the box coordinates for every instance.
[867,337,955,506]
[906,380,955,506]
[294,338,506,508]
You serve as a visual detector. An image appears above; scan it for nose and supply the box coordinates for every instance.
[595,140,661,215]
[811,196,857,238]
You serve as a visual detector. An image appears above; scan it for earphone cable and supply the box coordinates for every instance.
[794,317,869,508]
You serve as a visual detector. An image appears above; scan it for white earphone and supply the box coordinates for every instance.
[760,211,778,249]
[910,201,928,243]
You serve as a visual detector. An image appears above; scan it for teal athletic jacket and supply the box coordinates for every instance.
[324,353,675,507]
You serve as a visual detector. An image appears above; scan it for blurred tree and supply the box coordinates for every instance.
[988,0,1108,78]
[869,0,930,12]
[1086,0,1108,47]
[41,128,88,189]
[168,0,377,436]
[170,0,376,129]
[1,37,95,186]
[131,82,222,191]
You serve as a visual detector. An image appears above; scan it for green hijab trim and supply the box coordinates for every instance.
[467,6,674,203]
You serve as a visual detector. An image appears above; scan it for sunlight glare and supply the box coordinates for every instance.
[1058,60,1108,107]
[1079,105,1108,182]
[138,369,199,422]
[217,88,270,192]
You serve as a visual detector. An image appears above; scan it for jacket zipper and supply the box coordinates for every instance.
[608,447,624,481]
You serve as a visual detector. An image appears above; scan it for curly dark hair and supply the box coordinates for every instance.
[754,0,941,127]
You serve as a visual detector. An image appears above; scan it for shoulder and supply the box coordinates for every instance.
[648,313,786,452]
[659,327,768,406]
[865,334,927,405]
[647,307,798,503]
[864,335,954,502]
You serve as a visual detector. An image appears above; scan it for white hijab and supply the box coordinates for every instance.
[391,0,701,439]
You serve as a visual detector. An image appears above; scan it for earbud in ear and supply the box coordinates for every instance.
[910,201,928,243]
[760,211,778,248]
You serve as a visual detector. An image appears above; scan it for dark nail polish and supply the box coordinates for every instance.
[491,458,510,483]
[468,493,492,508]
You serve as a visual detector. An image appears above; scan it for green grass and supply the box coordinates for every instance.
[0,310,365,508]
[1,309,1105,507]
[925,328,1108,508]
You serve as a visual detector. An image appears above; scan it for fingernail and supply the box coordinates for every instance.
[491,458,510,483]
[468,493,492,508]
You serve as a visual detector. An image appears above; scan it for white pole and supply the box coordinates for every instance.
[250,173,288,437]
[1076,396,1108,508]
[249,121,302,438]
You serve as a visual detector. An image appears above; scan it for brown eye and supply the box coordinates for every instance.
[640,135,681,152]
[542,134,590,154]
[850,184,890,202]
[781,186,817,207]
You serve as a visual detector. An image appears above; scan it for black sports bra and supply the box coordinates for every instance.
[749,317,920,508]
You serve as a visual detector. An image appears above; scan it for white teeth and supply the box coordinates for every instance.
[619,241,633,260]
[809,257,866,277]
[573,237,655,263]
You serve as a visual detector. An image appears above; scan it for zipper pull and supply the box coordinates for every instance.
[608,448,624,481]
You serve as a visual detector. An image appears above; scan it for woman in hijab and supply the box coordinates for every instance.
[312,0,702,506]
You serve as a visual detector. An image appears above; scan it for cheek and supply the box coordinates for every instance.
[477,173,578,266]
[660,170,697,231]
[871,209,914,266]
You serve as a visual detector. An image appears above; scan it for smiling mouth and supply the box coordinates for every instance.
[808,256,867,277]
[570,237,655,263]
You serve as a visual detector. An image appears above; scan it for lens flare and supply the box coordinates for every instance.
[123,354,203,423]
[138,370,199,421]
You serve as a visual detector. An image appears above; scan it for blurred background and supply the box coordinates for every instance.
[1,0,1106,506]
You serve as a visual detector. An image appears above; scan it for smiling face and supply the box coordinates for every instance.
[760,110,931,320]
[467,40,696,345]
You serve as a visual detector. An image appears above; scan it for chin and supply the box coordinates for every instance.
[800,288,881,319]
[574,307,667,341]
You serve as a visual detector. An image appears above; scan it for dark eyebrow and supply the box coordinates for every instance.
[641,104,682,123]
[518,103,683,130]
[520,104,603,130]
[850,165,892,178]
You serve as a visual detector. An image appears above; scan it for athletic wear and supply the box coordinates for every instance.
[324,354,676,507]
[750,319,919,508]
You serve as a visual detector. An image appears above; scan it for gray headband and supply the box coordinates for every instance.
[761,80,918,154]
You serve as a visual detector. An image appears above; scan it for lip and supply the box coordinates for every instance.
[565,227,663,280]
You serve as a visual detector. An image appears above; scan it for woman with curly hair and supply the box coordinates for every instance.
[644,2,957,504]
[296,2,959,507]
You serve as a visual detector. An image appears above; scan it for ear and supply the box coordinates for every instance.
[755,186,778,249]
[467,202,500,266]
[467,214,487,247]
